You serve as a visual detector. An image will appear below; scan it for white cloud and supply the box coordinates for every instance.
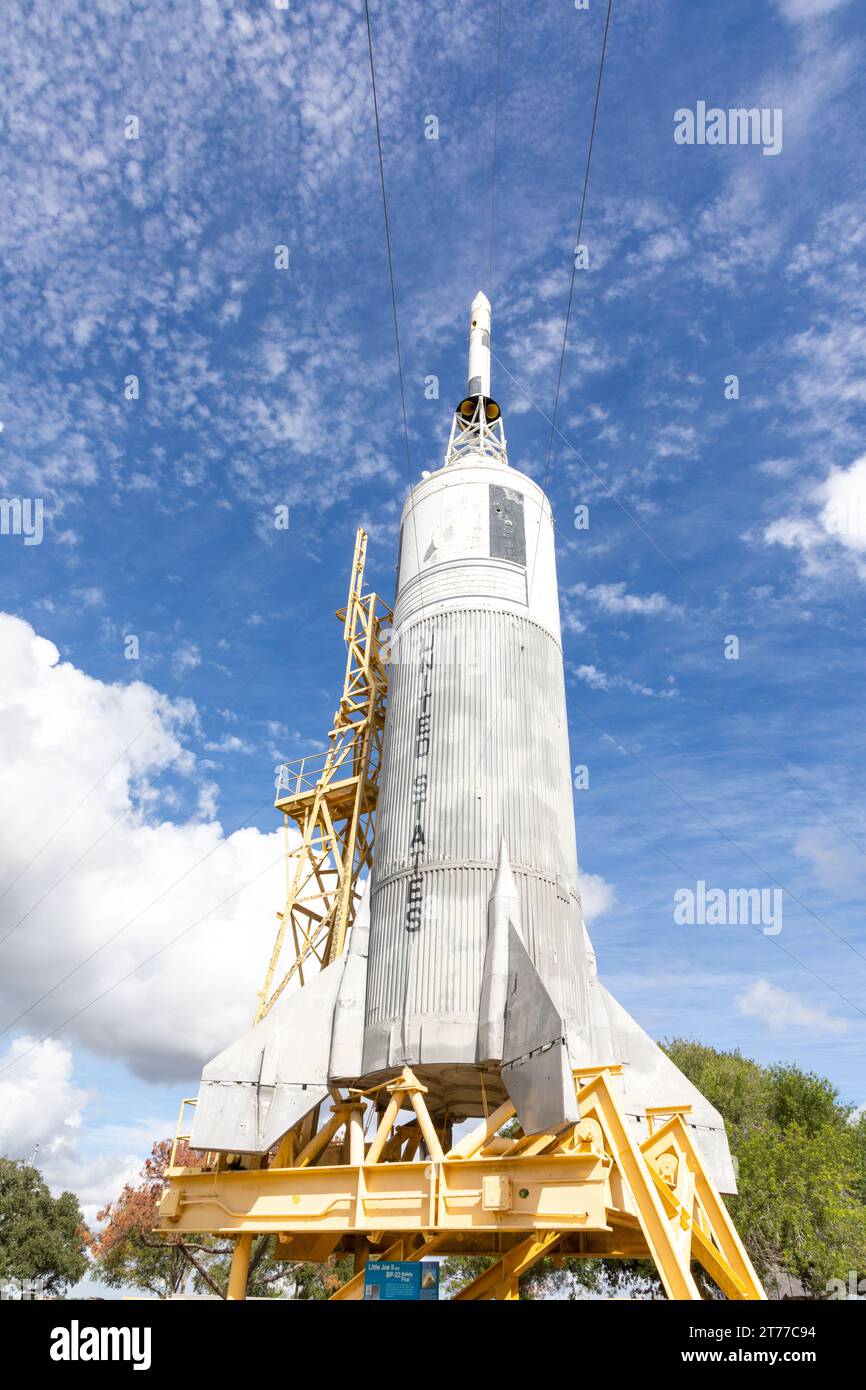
[763,453,866,579]
[0,1036,150,1226]
[651,422,700,461]
[203,733,255,755]
[818,456,866,553]
[0,614,287,1095]
[71,586,105,609]
[642,228,689,266]
[581,872,617,925]
[775,0,850,21]
[570,581,679,618]
[571,662,678,700]
[793,826,866,895]
[171,641,201,678]
[736,979,848,1034]
[0,1036,86,1164]
[575,663,612,691]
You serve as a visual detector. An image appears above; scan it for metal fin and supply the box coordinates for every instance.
[190,960,344,1154]
[501,922,580,1134]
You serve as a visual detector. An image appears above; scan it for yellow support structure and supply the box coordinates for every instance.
[159,1065,766,1302]
[255,529,391,1021]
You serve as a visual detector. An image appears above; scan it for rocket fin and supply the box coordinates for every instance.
[501,922,580,1134]
[477,837,520,1064]
[189,959,341,1154]
[191,882,372,1155]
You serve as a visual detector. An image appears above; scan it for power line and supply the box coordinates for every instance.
[488,0,504,298]
[1,1,419,1066]
[541,0,613,500]
[0,719,157,908]
[493,350,866,1002]
[522,0,614,631]
[362,0,428,623]
[444,0,615,868]
[0,623,288,943]
[0,639,301,956]
[494,350,689,583]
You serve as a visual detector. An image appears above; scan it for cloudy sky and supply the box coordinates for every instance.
[1,0,865,1249]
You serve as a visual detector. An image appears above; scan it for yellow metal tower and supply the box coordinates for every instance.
[255,528,391,1021]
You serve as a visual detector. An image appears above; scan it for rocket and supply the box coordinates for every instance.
[190,292,737,1193]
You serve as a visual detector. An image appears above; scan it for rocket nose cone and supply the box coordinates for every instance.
[472,290,491,312]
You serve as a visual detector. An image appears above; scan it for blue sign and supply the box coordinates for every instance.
[363,1260,440,1301]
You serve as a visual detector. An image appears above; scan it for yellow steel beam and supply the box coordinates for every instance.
[162,1065,760,1303]
[157,1149,610,1239]
[254,528,391,1021]
[453,1230,562,1301]
[446,1100,515,1159]
[226,1233,253,1301]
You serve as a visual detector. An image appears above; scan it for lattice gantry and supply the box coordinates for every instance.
[255,528,392,1023]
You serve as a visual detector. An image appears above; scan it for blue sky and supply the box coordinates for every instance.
[1,0,865,1238]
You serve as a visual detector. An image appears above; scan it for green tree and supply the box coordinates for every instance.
[0,1156,89,1294]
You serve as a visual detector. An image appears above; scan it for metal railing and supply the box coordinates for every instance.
[274,740,359,803]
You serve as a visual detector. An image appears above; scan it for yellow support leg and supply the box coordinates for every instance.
[577,1072,702,1300]
[641,1115,766,1300]
[226,1233,253,1301]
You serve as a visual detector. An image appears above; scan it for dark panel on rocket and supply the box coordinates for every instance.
[489,485,526,566]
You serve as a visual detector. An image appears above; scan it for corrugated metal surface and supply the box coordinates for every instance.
[362,605,588,1074]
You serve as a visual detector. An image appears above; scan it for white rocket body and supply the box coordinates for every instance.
[190,294,737,1194]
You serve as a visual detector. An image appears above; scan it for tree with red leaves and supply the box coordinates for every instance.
[89,1139,234,1299]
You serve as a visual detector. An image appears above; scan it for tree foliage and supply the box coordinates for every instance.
[89,1140,219,1299]
[0,1156,89,1293]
